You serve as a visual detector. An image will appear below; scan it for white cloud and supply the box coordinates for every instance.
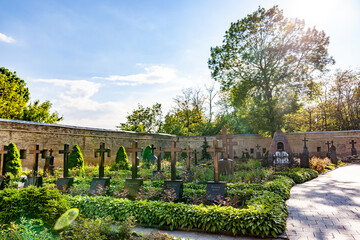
[0,33,15,43]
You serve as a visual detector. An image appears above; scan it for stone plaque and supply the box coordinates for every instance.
[24,176,43,187]
[164,180,183,200]
[56,177,74,190]
[125,178,144,199]
[206,181,226,202]
[218,159,233,175]
[90,177,110,194]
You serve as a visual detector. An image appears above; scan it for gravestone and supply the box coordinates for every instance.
[56,144,74,190]
[90,142,111,194]
[216,127,235,175]
[25,144,43,187]
[206,140,226,201]
[148,144,157,165]
[164,141,183,200]
[125,141,143,199]
[218,158,233,175]
[268,129,293,168]
[349,140,357,156]
[300,136,310,168]
[153,145,164,176]
[43,149,55,175]
[325,141,332,158]
[0,145,8,189]
[255,144,262,159]
[193,149,198,166]
[330,141,337,164]
[183,146,193,181]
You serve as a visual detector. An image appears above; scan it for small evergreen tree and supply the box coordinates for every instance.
[68,144,84,169]
[142,145,152,162]
[201,137,211,161]
[5,142,22,175]
[114,146,129,170]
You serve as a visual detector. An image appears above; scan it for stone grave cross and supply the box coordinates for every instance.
[155,146,164,172]
[255,144,261,159]
[126,141,141,179]
[303,135,308,148]
[349,140,357,156]
[216,127,229,159]
[206,140,224,183]
[94,142,111,178]
[228,137,238,159]
[59,144,71,178]
[0,146,8,176]
[184,146,193,171]
[193,149,198,165]
[325,141,331,151]
[164,141,182,181]
[30,144,41,176]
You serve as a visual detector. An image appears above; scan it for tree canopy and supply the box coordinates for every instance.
[0,67,62,123]
[208,6,334,136]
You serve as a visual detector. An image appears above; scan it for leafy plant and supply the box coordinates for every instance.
[5,142,22,175]
[112,146,129,170]
[68,145,84,170]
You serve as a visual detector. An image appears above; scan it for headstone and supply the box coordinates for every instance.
[300,135,309,168]
[90,142,111,194]
[268,129,293,167]
[183,146,193,181]
[153,145,164,176]
[56,144,74,190]
[25,144,43,187]
[43,149,54,175]
[125,141,143,199]
[255,144,262,159]
[218,158,233,175]
[206,140,226,201]
[349,140,357,156]
[330,141,337,164]
[164,141,183,200]
[325,141,331,157]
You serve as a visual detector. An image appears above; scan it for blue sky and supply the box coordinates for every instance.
[1,0,359,129]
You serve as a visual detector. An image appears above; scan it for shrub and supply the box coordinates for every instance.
[0,186,69,226]
[275,168,318,184]
[309,156,331,173]
[112,146,129,170]
[142,145,152,162]
[5,142,22,175]
[69,145,84,170]
[201,138,211,161]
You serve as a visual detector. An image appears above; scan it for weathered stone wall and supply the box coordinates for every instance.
[1,118,359,170]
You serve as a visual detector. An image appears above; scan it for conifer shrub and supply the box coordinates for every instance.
[68,145,84,170]
[5,142,22,175]
[111,146,129,170]
[142,145,152,162]
[201,138,211,161]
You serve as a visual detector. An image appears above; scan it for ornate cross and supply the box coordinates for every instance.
[350,140,357,148]
[94,142,111,178]
[303,135,308,148]
[30,144,41,177]
[0,146,8,176]
[59,144,71,178]
[150,144,156,155]
[183,146,193,171]
[216,127,229,158]
[164,141,182,181]
[126,141,141,179]
[155,146,164,171]
[206,140,224,183]
[49,148,53,156]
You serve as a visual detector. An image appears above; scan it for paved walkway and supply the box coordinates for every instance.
[286,164,360,240]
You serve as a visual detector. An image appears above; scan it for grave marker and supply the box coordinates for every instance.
[228,137,238,160]
[193,149,198,166]
[25,144,43,187]
[330,141,337,164]
[164,141,183,200]
[90,142,111,193]
[148,144,157,165]
[255,144,262,159]
[153,146,165,176]
[349,140,357,156]
[125,141,143,199]
[300,135,310,168]
[183,146,194,181]
[43,149,54,174]
[325,141,331,157]
[206,140,226,201]
[0,145,8,189]
[56,144,74,190]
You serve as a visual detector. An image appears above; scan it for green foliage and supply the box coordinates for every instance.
[201,138,211,161]
[112,146,129,170]
[0,67,62,123]
[142,145,152,162]
[119,103,163,133]
[0,186,69,226]
[274,168,318,184]
[208,6,334,135]
[5,142,22,175]
[69,145,84,170]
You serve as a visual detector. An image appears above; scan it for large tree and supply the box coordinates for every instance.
[208,6,334,135]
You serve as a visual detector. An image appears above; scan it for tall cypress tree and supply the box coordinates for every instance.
[115,146,129,170]
[68,144,84,169]
[5,142,22,175]
[201,137,211,161]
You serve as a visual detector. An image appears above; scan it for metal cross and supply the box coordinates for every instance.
[30,144,41,177]
[206,140,224,183]
[302,135,308,148]
[94,142,111,178]
[349,140,357,148]
[126,141,141,179]
[325,141,331,152]
[164,141,182,181]
[59,144,71,178]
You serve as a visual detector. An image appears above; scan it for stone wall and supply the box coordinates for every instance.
[1,118,359,170]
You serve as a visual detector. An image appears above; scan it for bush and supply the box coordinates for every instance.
[142,145,152,162]
[69,145,84,170]
[5,142,22,175]
[0,186,69,226]
[274,168,318,184]
[112,146,129,170]
[309,156,331,173]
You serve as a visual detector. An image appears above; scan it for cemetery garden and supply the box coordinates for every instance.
[0,131,343,240]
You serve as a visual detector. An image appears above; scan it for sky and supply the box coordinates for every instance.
[0,0,359,129]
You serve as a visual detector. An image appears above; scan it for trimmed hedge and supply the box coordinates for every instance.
[274,168,318,184]
[67,190,287,237]
[0,186,69,226]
